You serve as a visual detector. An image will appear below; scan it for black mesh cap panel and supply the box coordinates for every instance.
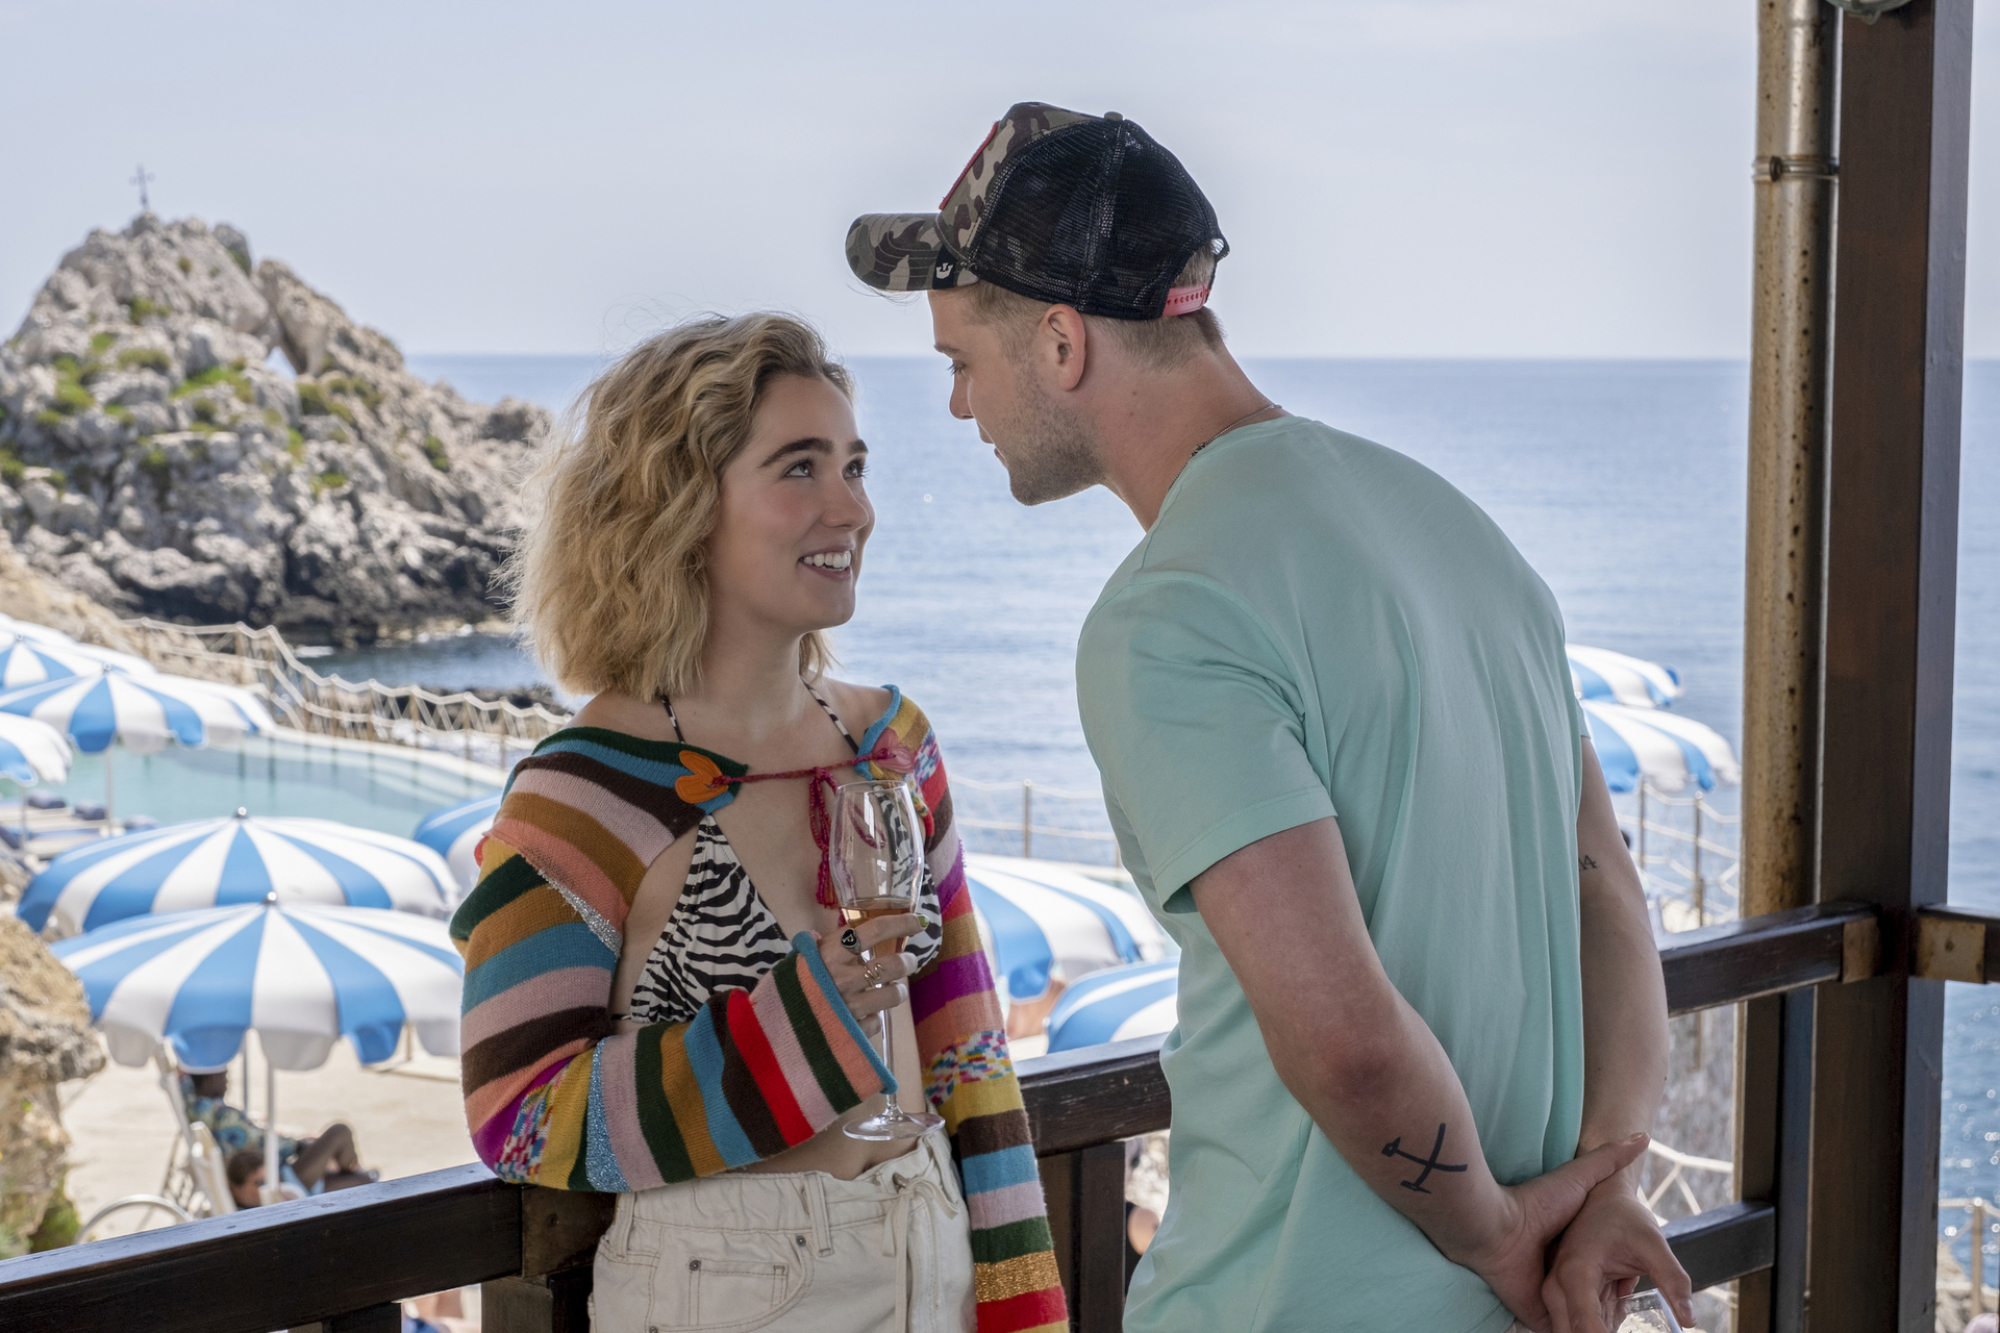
[964,117,1227,320]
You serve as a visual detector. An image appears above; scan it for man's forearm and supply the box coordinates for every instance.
[1274,974,1518,1263]
[1574,744,1671,1184]
[1189,819,1514,1263]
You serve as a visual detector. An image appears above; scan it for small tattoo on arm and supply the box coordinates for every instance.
[1382,1123,1468,1193]
[1579,854,1599,872]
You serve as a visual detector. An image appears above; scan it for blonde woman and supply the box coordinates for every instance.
[451,314,1066,1333]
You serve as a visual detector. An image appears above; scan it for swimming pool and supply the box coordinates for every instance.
[18,730,504,840]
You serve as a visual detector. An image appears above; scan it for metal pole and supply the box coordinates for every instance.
[1737,8,1839,1329]
[1637,781,1648,879]
[1694,797,1705,927]
[262,1045,280,1205]
[1022,781,1033,860]
[1740,0,1838,921]
[1976,1199,1988,1314]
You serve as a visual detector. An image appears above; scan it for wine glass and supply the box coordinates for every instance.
[829,779,942,1141]
[1603,1289,1686,1333]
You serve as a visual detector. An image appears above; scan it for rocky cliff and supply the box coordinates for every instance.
[0,215,548,642]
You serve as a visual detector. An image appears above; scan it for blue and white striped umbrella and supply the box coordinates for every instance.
[963,854,1168,1004]
[1046,958,1179,1053]
[0,668,273,754]
[1567,644,1683,710]
[1583,699,1740,794]
[50,899,464,1072]
[0,631,133,689]
[0,615,159,677]
[0,712,72,786]
[413,793,502,895]
[17,810,455,937]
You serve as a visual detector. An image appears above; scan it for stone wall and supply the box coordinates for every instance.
[0,915,105,1257]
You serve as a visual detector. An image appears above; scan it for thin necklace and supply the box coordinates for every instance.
[1191,401,1281,458]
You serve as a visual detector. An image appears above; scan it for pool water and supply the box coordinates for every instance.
[22,735,501,841]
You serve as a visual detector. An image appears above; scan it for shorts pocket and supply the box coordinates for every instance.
[632,1223,812,1331]
[688,1258,791,1325]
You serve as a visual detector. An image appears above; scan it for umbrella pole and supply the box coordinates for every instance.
[103,748,114,826]
[263,1049,280,1206]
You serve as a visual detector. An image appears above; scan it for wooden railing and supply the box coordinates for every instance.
[0,897,1962,1333]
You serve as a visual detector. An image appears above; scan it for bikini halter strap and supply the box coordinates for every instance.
[657,683,909,907]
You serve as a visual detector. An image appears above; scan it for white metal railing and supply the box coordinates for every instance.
[117,618,571,766]
[951,777,1121,865]
[1640,1139,1733,1224]
[1634,781,1741,929]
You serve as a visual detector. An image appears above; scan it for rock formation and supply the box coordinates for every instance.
[0,215,549,642]
[0,915,105,1258]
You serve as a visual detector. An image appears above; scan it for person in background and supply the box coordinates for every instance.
[182,1069,377,1192]
[847,102,1693,1333]
[223,1149,302,1208]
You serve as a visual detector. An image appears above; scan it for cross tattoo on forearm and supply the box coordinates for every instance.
[1382,1123,1469,1193]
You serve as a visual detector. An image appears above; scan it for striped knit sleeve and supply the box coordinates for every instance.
[451,839,895,1189]
[895,704,1069,1333]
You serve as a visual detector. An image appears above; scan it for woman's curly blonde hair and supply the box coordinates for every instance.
[504,313,852,700]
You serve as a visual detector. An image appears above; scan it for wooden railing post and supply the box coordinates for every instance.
[483,1186,613,1333]
[1039,1142,1127,1332]
[1808,2,1972,1328]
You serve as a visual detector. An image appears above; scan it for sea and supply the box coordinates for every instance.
[77,352,2000,1256]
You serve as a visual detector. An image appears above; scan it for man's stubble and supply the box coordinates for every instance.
[996,371,1105,506]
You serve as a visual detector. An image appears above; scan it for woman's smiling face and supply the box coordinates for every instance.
[707,373,874,638]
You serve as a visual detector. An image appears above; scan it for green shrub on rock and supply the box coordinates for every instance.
[324,374,382,411]
[125,296,170,323]
[116,347,172,374]
[296,380,354,424]
[89,332,118,355]
[26,1179,78,1253]
[422,435,450,471]
[312,470,349,496]
[172,361,252,404]
[51,381,93,416]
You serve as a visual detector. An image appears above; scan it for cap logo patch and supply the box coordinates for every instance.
[941,121,1002,211]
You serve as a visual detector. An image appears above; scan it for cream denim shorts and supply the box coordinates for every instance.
[590,1126,975,1333]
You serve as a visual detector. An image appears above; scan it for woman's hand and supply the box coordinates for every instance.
[814,914,923,1035]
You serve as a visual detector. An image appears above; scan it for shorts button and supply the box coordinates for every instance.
[688,1259,701,1271]
[796,1235,807,1246]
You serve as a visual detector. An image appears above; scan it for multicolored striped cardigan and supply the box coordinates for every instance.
[451,689,1067,1333]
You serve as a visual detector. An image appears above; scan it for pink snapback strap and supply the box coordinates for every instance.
[1162,284,1211,317]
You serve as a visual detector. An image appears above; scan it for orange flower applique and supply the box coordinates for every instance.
[674,750,731,805]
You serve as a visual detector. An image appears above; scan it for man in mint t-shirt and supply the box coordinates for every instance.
[847,103,1694,1333]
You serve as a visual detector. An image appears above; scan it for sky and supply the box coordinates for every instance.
[1,0,1994,360]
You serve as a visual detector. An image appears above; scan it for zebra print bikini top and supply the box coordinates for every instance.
[623,685,945,1027]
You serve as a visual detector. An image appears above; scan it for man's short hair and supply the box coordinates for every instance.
[964,249,1223,372]
[225,1149,264,1188]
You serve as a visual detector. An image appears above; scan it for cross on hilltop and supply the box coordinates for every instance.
[130,164,155,213]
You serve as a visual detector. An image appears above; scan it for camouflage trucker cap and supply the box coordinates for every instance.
[845,102,1228,321]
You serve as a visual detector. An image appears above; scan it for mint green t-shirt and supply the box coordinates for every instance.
[1076,416,1586,1333]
